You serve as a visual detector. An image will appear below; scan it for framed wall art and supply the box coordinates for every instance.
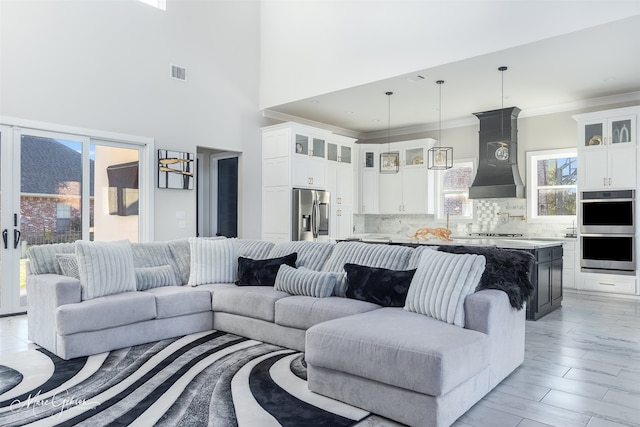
[158,149,194,189]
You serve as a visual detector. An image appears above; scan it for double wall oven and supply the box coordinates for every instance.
[580,189,635,275]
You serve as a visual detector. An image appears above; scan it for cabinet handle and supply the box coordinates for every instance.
[603,177,607,186]
[599,282,615,286]
[609,177,612,186]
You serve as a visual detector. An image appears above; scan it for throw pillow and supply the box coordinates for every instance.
[135,265,182,291]
[437,245,535,309]
[27,242,76,275]
[187,237,237,286]
[274,265,337,298]
[236,253,297,286]
[344,263,416,307]
[56,254,80,280]
[405,248,486,327]
[75,240,137,301]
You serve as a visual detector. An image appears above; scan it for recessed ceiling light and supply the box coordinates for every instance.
[407,75,427,83]
[371,119,380,123]
[310,99,320,104]
[346,111,355,115]
[603,76,617,82]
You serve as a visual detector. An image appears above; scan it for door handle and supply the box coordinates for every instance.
[13,229,21,249]
[2,229,7,249]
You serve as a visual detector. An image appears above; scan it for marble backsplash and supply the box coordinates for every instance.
[353,198,576,238]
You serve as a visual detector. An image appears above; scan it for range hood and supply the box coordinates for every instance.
[469,107,525,199]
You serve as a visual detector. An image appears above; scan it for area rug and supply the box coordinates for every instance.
[0,331,371,426]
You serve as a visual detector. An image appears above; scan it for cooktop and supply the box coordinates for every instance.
[468,233,524,238]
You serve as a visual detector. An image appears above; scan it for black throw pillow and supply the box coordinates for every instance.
[344,263,416,307]
[437,245,535,309]
[236,253,297,286]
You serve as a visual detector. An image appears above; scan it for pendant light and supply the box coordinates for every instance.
[487,66,513,166]
[379,91,399,174]
[428,80,453,170]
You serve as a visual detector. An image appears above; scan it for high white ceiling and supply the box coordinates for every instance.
[263,13,640,139]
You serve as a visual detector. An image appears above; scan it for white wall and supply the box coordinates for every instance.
[259,0,640,109]
[0,0,263,240]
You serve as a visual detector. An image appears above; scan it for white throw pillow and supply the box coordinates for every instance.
[188,237,237,285]
[75,240,137,300]
[404,248,486,327]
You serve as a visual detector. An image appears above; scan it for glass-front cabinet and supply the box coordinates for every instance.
[583,115,635,147]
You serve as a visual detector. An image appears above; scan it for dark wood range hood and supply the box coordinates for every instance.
[469,107,525,199]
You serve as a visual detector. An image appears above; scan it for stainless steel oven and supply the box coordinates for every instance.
[580,190,634,234]
[581,234,635,275]
[580,189,636,275]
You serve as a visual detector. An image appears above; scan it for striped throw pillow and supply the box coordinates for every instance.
[274,265,337,298]
[135,265,182,290]
[188,237,237,285]
[404,248,486,327]
[75,240,137,300]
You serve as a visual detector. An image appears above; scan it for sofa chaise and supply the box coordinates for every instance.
[26,237,530,427]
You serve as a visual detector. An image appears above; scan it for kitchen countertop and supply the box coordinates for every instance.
[348,234,569,249]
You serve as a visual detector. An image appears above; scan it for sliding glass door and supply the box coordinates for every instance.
[0,126,146,315]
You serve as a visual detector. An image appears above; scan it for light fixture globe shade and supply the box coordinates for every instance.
[494,143,509,161]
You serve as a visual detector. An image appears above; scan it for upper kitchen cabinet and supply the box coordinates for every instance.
[292,133,327,188]
[357,143,380,214]
[378,140,435,214]
[574,107,639,191]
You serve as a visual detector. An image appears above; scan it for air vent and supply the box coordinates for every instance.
[407,74,426,83]
[170,64,187,81]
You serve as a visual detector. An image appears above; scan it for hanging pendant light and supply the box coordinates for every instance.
[428,80,453,170]
[380,91,399,174]
[487,66,514,166]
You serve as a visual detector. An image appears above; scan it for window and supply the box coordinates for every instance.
[56,203,72,233]
[436,159,475,220]
[527,148,577,221]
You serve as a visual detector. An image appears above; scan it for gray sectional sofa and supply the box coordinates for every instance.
[26,238,526,427]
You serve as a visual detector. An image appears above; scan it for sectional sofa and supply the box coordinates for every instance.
[26,237,528,427]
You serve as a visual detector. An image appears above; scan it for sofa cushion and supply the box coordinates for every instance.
[56,254,80,279]
[56,291,157,335]
[167,238,191,285]
[405,249,486,327]
[306,307,491,397]
[344,263,416,307]
[238,239,276,260]
[75,240,137,300]
[188,237,237,286]
[273,265,338,298]
[28,242,76,275]
[135,265,182,291]
[236,253,297,286]
[267,241,334,271]
[275,296,380,330]
[143,286,212,318]
[321,242,414,297]
[211,286,291,322]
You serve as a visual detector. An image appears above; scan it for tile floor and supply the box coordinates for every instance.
[1,291,639,427]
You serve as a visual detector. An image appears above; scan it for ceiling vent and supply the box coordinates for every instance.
[407,74,426,83]
[170,64,187,81]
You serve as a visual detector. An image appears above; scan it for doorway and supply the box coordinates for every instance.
[196,148,239,238]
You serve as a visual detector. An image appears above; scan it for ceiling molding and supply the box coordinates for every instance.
[263,90,640,141]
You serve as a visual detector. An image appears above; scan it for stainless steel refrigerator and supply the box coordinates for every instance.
[292,188,330,241]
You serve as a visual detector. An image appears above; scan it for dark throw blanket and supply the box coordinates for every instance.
[437,245,535,309]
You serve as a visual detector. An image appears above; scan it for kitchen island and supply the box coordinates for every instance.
[344,234,563,321]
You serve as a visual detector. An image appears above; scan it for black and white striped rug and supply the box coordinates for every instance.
[0,331,372,426]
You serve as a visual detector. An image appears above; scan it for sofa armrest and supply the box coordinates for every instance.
[464,289,525,387]
[27,274,82,354]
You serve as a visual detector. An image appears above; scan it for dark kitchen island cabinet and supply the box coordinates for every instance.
[524,245,563,321]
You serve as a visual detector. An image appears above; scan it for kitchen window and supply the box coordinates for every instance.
[436,159,475,220]
[526,148,577,221]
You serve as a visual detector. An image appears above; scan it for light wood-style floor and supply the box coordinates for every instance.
[1,291,639,427]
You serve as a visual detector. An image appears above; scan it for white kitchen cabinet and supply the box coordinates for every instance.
[358,144,379,214]
[580,146,636,190]
[262,122,355,240]
[377,141,433,214]
[562,240,577,289]
[326,135,355,239]
[579,274,637,295]
[575,107,638,191]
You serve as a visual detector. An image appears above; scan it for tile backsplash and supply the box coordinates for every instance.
[354,198,576,238]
